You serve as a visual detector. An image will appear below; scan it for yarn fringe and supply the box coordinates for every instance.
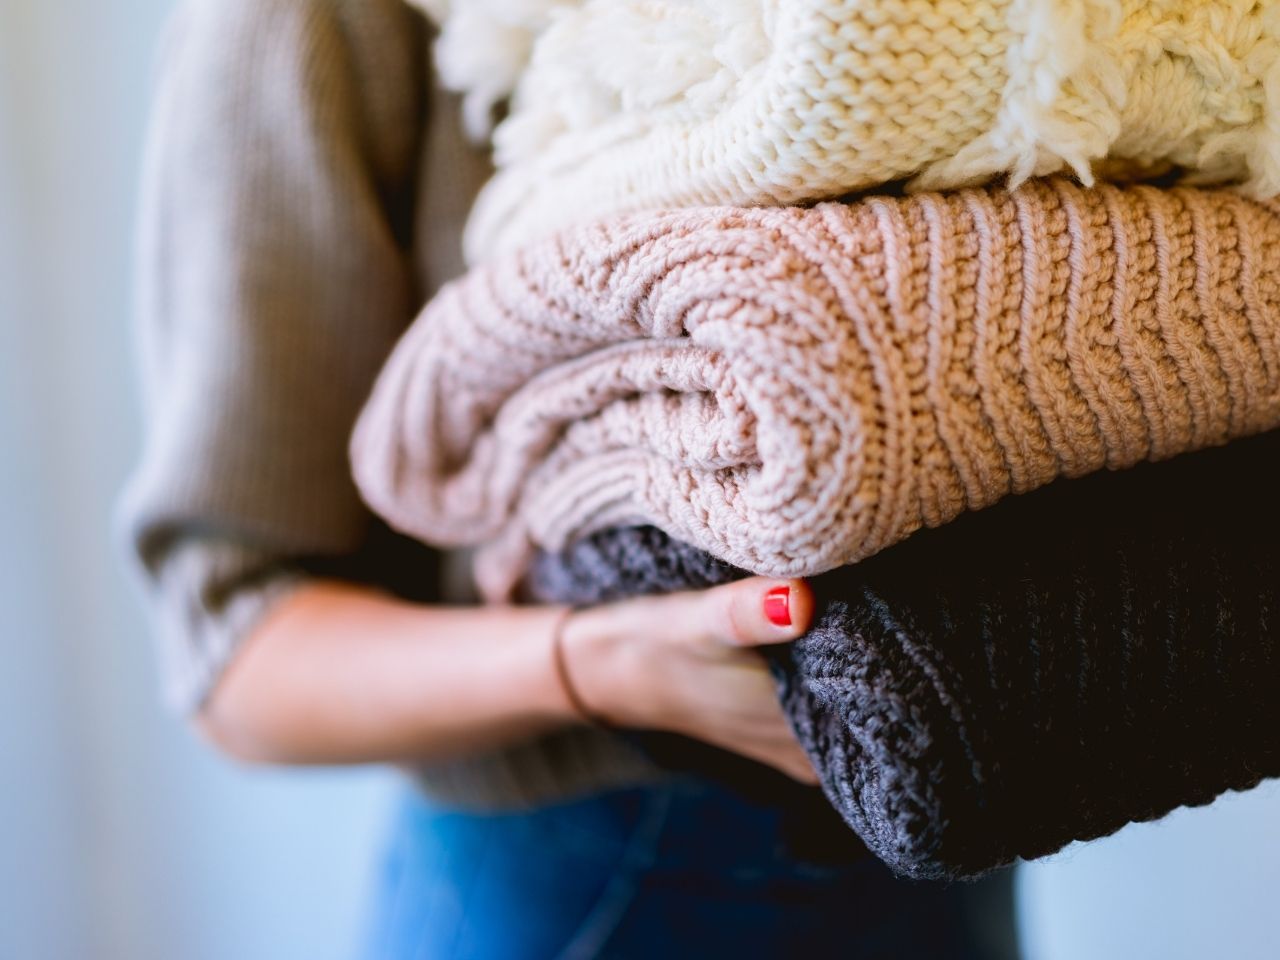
[417,2,1280,258]
[913,0,1124,190]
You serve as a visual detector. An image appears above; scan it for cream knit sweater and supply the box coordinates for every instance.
[412,0,1280,261]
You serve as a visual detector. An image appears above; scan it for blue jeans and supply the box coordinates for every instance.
[359,778,1014,960]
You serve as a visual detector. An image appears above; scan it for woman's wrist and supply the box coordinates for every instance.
[548,608,608,727]
[556,605,651,730]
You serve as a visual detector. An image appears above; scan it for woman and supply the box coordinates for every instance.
[120,0,1013,955]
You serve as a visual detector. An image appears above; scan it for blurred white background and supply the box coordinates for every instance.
[1,1,1276,958]
[1,2,397,959]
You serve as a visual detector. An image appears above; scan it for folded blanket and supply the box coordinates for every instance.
[351,179,1280,601]
[410,1,1280,259]
[526,429,1280,881]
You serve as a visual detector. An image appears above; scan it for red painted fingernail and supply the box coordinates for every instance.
[763,586,791,627]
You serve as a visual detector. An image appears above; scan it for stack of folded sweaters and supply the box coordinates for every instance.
[352,0,1280,880]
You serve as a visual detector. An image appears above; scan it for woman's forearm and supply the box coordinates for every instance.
[198,581,579,765]
[195,575,818,784]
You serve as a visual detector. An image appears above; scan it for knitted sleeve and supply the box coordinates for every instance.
[117,0,427,709]
[526,429,1280,881]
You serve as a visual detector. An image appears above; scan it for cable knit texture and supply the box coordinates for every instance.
[525,430,1280,881]
[408,0,1280,259]
[351,179,1280,601]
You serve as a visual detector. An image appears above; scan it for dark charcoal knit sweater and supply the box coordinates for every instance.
[526,429,1280,881]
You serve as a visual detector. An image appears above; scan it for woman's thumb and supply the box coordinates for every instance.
[702,577,814,647]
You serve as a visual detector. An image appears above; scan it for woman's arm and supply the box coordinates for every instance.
[199,577,819,784]
[121,0,434,712]
[124,0,818,787]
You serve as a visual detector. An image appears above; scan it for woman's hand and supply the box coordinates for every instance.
[559,578,819,785]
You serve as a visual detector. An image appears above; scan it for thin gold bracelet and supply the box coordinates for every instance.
[549,606,607,727]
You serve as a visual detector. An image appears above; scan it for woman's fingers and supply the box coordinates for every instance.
[700,577,815,647]
[772,745,822,785]
[737,720,821,785]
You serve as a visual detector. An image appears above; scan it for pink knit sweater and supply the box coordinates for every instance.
[351,179,1280,599]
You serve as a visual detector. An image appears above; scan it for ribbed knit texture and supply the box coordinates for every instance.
[526,428,1280,881]
[410,0,1280,259]
[351,179,1280,601]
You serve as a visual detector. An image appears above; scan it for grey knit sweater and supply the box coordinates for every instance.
[119,0,661,808]
[528,430,1280,880]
